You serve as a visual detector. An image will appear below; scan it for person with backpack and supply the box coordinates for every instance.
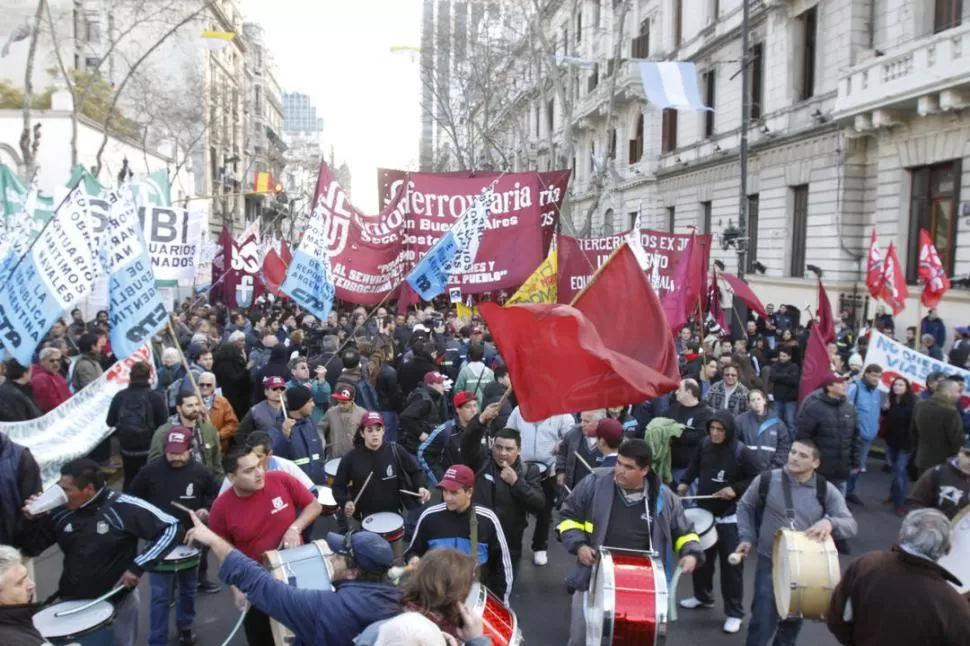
[676,411,759,634]
[147,392,224,483]
[417,392,490,487]
[70,332,105,393]
[453,343,494,410]
[735,388,790,471]
[320,384,366,459]
[399,372,450,453]
[105,361,169,491]
[907,438,970,520]
[736,439,858,646]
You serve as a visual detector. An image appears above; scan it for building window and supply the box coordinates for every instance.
[703,70,716,137]
[593,0,601,27]
[588,63,599,92]
[629,211,639,230]
[797,7,818,101]
[789,185,809,277]
[746,194,760,274]
[534,104,540,137]
[607,128,617,160]
[674,0,683,46]
[935,0,963,33]
[700,201,712,234]
[908,160,960,282]
[629,113,644,164]
[576,10,582,43]
[750,43,764,121]
[661,109,678,153]
[666,206,676,232]
[562,26,569,55]
[547,99,555,134]
[632,19,650,58]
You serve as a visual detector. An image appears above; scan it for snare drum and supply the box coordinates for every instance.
[526,460,550,479]
[33,600,115,646]
[586,547,668,646]
[151,544,201,573]
[684,508,718,551]
[362,512,406,543]
[324,458,341,486]
[772,529,841,620]
[465,582,522,646]
[263,540,335,646]
[317,486,339,515]
[939,506,970,594]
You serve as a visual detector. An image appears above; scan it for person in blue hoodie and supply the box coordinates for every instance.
[845,364,884,505]
[184,514,400,646]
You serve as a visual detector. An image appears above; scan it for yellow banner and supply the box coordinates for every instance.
[506,251,558,305]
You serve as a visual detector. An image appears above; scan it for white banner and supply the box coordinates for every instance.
[865,330,970,400]
[140,206,203,283]
[0,345,154,487]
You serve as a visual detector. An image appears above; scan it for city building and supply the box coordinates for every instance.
[281,91,325,233]
[469,0,970,332]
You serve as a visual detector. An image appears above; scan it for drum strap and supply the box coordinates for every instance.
[470,506,480,564]
[780,473,797,530]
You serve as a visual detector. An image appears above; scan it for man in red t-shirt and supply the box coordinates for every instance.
[209,446,322,645]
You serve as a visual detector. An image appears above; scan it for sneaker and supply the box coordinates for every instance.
[723,617,742,633]
[845,494,865,506]
[894,507,907,516]
[197,578,223,594]
[178,629,197,645]
[679,597,715,609]
[533,550,548,566]
[882,497,893,505]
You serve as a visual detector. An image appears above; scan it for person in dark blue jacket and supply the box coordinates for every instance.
[185,514,400,646]
[274,385,326,484]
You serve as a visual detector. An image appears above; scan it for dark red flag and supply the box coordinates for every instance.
[481,242,679,422]
[707,270,729,333]
[209,226,234,305]
[720,271,768,320]
[798,323,831,403]
[816,280,835,343]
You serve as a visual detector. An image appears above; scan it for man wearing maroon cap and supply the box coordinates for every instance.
[233,376,292,450]
[321,383,365,459]
[417,391,500,487]
[399,371,450,453]
[795,372,860,493]
[594,418,625,467]
[406,464,514,604]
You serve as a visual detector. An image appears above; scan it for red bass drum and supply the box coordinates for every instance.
[586,547,668,646]
[465,582,523,646]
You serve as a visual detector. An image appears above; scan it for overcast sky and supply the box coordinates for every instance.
[245,0,423,211]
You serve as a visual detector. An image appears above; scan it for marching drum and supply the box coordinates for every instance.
[683,508,718,551]
[33,599,115,646]
[324,458,341,486]
[317,486,339,515]
[772,529,841,620]
[586,547,668,646]
[938,506,970,594]
[263,540,336,646]
[526,461,550,479]
[362,512,406,543]
[465,582,522,646]
[151,544,201,573]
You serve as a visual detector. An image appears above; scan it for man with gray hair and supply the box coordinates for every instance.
[0,544,45,644]
[556,410,607,491]
[827,509,970,645]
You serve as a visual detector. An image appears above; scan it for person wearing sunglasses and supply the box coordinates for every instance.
[908,438,970,520]
[234,376,293,450]
[195,373,239,454]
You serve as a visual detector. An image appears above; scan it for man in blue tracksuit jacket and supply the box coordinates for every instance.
[185,516,400,646]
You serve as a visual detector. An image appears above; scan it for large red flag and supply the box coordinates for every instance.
[707,270,729,334]
[209,226,234,306]
[720,271,768,320]
[261,248,289,297]
[661,234,706,330]
[798,323,831,403]
[816,280,835,343]
[880,242,909,315]
[865,230,885,299]
[918,229,951,308]
[481,242,679,421]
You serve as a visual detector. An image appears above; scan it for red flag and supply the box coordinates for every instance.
[210,226,234,305]
[879,242,909,315]
[480,242,679,421]
[918,229,951,308]
[261,248,288,297]
[280,239,293,265]
[720,272,768,320]
[707,270,729,333]
[798,323,831,403]
[865,230,885,299]
[661,234,706,330]
[816,280,835,343]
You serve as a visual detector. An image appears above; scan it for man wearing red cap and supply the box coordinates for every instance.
[406,464,514,604]
[594,419,625,467]
[417,391,498,487]
[399,371,450,453]
[321,384,366,458]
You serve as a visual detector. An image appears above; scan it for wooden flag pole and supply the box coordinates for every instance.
[166,320,210,423]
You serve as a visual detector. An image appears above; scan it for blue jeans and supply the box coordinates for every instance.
[149,568,198,646]
[773,401,797,432]
[886,447,912,508]
[381,411,399,443]
[846,439,873,496]
[746,555,802,646]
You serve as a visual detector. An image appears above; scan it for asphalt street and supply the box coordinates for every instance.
[32,457,903,646]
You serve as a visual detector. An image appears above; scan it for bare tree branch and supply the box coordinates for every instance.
[20,0,47,180]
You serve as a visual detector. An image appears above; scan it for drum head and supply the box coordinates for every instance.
[33,600,114,639]
[317,486,337,507]
[363,512,405,534]
[772,530,794,617]
[586,549,614,646]
[940,507,970,594]
[165,545,200,561]
[325,459,341,476]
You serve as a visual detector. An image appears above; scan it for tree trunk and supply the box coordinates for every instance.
[20,0,47,181]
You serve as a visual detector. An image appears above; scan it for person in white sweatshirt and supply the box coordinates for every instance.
[504,405,576,566]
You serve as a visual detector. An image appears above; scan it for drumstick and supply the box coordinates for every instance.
[353,472,374,506]
[728,552,745,566]
[399,489,424,498]
[171,501,196,517]
[575,452,595,473]
[678,494,722,500]
[54,586,127,617]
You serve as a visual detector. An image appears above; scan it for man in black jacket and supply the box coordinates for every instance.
[768,348,800,429]
[0,360,41,423]
[418,392,493,485]
[0,436,42,555]
[667,379,715,485]
[398,371,450,453]
[21,459,179,646]
[676,411,758,634]
[795,373,860,493]
[129,429,221,646]
[461,424,545,579]
[396,338,440,397]
[105,361,169,491]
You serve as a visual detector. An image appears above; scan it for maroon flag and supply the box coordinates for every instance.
[720,271,768,320]
[480,242,679,421]
[798,323,830,403]
[707,270,729,333]
[209,226,233,306]
[816,280,835,343]
[662,234,707,331]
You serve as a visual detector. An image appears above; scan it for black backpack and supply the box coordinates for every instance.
[115,395,157,455]
[756,469,850,554]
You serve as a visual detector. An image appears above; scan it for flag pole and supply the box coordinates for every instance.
[568,240,630,307]
[166,319,210,423]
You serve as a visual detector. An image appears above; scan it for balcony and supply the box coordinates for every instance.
[834,23,970,126]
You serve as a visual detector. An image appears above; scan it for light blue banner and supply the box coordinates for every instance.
[280,200,336,320]
[406,229,459,301]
